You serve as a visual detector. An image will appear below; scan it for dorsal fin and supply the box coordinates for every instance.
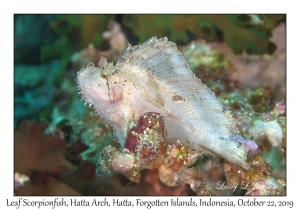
[116,37,236,135]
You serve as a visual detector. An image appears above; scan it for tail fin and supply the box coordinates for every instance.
[216,137,250,170]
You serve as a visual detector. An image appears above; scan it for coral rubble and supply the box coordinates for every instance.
[98,112,214,195]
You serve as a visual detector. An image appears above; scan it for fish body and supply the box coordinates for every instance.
[77,37,249,169]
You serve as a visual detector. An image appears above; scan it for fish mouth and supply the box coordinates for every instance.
[77,63,111,104]
[77,63,100,79]
[77,64,102,89]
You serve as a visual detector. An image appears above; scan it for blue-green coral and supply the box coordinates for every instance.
[122,14,284,54]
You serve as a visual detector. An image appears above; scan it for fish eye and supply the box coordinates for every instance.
[101,74,108,79]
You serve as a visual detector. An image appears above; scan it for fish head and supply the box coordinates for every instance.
[77,57,127,122]
[77,63,111,105]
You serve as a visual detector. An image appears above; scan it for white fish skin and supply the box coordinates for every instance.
[77,37,250,170]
